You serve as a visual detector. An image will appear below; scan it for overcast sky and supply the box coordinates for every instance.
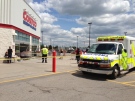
[25,0,135,48]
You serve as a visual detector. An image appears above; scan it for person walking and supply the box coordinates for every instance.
[59,49,63,59]
[41,45,48,63]
[75,48,80,63]
[8,46,13,63]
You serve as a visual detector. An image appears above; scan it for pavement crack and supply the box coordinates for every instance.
[25,82,51,93]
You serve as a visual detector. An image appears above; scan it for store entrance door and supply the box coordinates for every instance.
[20,43,29,58]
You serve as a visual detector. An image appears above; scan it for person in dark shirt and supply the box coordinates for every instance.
[8,46,13,63]
[75,48,80,63]
[59,49,63,59]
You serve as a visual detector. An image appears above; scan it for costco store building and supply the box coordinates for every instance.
[0,0,41,58]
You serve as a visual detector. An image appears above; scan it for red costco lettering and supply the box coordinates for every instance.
[23,10,37,28]
[23,11,27,21]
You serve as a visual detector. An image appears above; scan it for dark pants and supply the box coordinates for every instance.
[76,55,80,63]
[8,54,12,63]
[42,54,47,63]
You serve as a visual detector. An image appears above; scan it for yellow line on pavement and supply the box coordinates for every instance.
[122,81,135,84]
[0,70,77,84]
[67,70,78,74]
[107,80,135,87]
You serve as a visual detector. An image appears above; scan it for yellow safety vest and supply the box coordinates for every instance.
[42,48,48,55]
[121,49,128,70]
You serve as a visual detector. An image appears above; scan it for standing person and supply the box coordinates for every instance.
[59,49,63,59]
[75,48,80,63]
[8,46,13,63]
[41,45,48,63]
[86,48,89,52]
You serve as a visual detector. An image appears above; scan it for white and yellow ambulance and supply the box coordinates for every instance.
[78,36,135,79]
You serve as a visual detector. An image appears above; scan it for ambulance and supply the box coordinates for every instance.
[78,36,135,79]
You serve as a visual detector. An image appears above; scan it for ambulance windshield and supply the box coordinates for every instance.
[88,43,117,54]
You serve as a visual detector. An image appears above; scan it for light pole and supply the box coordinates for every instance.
[50,38,53,50]
[88,22,92,48]
[124,32,127,36]
[77,36,79,48]
[41,31,43,45]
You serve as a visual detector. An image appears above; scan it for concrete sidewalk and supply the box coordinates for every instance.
[0,56,78,82]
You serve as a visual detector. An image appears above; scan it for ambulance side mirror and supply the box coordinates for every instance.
[123,49,127,53]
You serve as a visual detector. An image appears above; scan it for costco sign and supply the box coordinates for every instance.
[23,9,37,31]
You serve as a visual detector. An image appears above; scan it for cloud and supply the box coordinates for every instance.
[47,0,130,16]
[40,13,57,24]
[25,0,135,47]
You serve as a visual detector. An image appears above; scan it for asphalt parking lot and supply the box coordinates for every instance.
[0,55,135,87]
[1,56,135,101]
[0,55,78,83]
[1,68,135,101]
[1,55,135,86]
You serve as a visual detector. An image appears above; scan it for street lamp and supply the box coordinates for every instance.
[50,38,53,50]
[88,22,92,47]
[77,36,79,48]
[41,31,43,45]
[124,32,127,36]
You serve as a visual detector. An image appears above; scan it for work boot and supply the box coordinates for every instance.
[45,60,47,63]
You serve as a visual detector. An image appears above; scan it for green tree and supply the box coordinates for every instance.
[40,44,44,49]
[48,45,52,50]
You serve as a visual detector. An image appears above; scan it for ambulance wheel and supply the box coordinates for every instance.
[110,65,120,79]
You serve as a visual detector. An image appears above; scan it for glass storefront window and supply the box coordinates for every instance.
[15,30,30,42]
[32,37,39,45]
[15,44,20,56]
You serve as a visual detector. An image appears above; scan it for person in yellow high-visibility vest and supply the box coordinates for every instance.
[42,45,48,63]
[121,49,128,70]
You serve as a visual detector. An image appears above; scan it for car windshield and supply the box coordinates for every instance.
[87,43,117,54]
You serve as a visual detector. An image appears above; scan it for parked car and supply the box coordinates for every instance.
[67,50,74,53]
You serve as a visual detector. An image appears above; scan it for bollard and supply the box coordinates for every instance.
[52,50,56,72]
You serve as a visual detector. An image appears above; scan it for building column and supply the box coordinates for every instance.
[30,36,32,51]
[12,29,17,56]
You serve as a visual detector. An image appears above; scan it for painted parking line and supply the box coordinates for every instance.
[72,71,135,88]
[0,69,78,84]
[2,69,135,88]
[107,80,135,87]
[122,81,135,84]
